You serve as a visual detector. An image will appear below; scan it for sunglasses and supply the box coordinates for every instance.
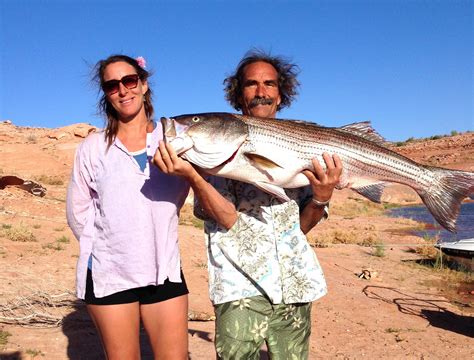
[102,74,140,95]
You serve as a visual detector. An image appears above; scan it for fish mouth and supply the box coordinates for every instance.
[160,117,194,155]
[160,117,176,139]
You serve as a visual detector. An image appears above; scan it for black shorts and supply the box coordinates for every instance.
[84,269,189,305]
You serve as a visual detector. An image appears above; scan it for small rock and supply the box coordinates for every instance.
[395,334,405,342]
[47,132,69,140]
[73,126,96,138]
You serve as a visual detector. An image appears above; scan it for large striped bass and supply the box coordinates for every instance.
[161,112,474,233]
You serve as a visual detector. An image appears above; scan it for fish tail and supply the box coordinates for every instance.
[417,167,474,233]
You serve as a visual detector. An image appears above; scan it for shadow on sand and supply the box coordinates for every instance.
[0,351,22,360]
[362,285,474,338]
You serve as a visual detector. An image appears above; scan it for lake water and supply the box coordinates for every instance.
[389,202,474,242]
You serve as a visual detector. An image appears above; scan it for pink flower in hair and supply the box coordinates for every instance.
[136,56,146,69]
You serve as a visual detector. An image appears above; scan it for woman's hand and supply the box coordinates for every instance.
[153,141,197,180]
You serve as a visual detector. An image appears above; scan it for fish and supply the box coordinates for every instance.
[160,112,474,233]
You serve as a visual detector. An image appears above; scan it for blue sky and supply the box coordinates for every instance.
[0,0,472,141]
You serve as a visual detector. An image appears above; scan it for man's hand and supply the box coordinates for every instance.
[302,153,343,204]
[153,141,196,179]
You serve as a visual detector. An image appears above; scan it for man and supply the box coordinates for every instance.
[154,49,342,359]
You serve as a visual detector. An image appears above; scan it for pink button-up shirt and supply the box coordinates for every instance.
[66,125,189,299]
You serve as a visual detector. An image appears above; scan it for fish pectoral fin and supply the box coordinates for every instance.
[244,153,284,169]
[351,182,387,203]
[254,181,291,202]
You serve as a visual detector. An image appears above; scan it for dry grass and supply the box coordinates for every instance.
[0,291,75,328]
[330,198,386,218]
[193,261,207,269]
[3,223,37,242]
[411,246,473,279]
[42,242,64,251]
[393,217,424,228]
[34,175,64,186]
[0,290,215,328]
[414,245,439,258]
[0,330,12,346]
[41,236,69,252]
[179,203,204,229]
[309,229,378,248]
[56,236,70,244]
[420,257,474,283]
[27,134,37,143]
[25,348,45,357]
[373,242,386,257]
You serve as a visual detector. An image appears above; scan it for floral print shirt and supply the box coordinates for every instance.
[195,177,328,305]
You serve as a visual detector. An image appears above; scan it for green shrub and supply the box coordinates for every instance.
[373,242,385,257]
[56,235,70,243]
[43,242,64,251]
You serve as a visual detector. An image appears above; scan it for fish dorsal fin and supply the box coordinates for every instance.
[339,121,386,145]
[244,153,284,170]
[350,182,387,203]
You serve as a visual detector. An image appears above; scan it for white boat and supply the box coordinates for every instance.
[435,239,473,271]
[435,238,474,256]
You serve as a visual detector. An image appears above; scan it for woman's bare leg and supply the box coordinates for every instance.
[87,302,141,360]
[140,294,189,360]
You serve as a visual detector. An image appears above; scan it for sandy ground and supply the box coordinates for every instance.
[0,122,473,359]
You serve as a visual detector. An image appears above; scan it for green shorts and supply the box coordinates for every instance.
[214,295,312,360]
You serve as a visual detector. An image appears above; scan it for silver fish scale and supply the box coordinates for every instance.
[243,116,434,189]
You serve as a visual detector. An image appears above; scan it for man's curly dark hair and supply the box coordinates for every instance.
[223,49,300,112]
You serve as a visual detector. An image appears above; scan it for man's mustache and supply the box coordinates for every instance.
[249,97,273,108]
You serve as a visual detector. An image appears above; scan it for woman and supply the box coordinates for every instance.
[66,55,190,359]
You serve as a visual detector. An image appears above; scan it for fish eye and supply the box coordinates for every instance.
[192,116,200,123]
